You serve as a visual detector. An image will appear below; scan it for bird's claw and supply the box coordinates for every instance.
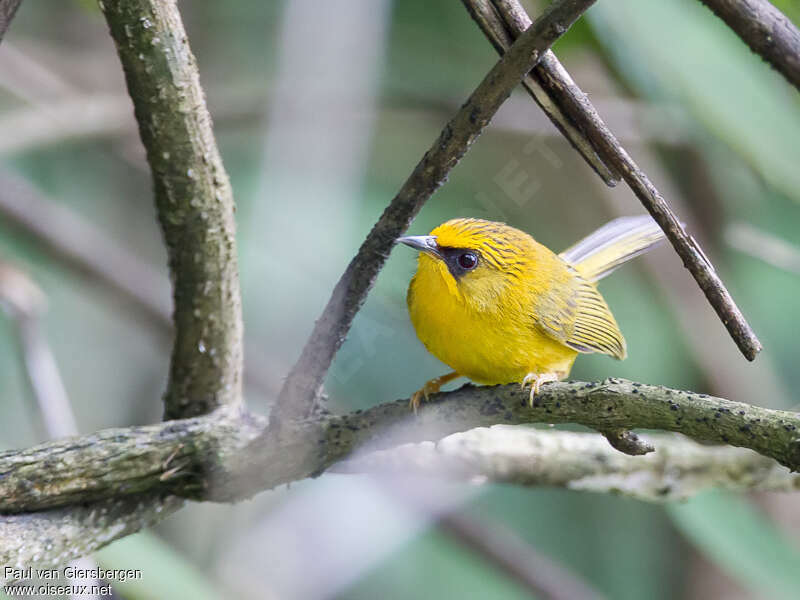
[409,388,427,414]
[409,372,460,414]
[521,372,559,407]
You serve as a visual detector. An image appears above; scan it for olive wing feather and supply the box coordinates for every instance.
[531,265,627,360]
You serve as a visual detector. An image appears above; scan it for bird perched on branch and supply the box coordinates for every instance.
[398,216,665,411]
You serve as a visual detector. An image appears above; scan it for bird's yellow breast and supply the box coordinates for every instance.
[407,253,577,384]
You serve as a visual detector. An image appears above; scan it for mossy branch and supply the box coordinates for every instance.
[1,379,799,514]
[101,0,243,420]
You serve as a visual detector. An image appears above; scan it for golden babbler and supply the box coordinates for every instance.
[398,216,664,410]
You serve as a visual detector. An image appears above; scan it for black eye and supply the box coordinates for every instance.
[457,252,478,270]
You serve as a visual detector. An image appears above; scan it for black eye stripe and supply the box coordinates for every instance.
[437,246,480,278]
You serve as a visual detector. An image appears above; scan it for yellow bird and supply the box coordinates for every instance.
[398,216,665,410]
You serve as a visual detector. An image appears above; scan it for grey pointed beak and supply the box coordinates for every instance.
[396,235,440,257]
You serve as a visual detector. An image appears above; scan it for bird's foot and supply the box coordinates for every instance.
[520,372,560,407]
[410,371,460,414]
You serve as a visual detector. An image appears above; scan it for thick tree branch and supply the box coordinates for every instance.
[697,0,800,91]
[101,0,243,419]
[2,379,799,513]
[470,0,762,362]
[0,494,183,579]
[272,0,598,423]
[334,427,800,502]
[0,0,22,44]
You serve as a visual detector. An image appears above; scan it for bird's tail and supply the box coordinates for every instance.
[559,216,665,282]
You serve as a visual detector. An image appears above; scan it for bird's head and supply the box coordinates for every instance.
[397,218,536,307]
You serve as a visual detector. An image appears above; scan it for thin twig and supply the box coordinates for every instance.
[273,0,599,423]
[0,0,22,44]
[461,0,617,185]
[586,140,789,406]
[697,0,800,91]
[4,378,800,513]
[472,0,762,361]
[101,0,243,419]
[0,262,78,439]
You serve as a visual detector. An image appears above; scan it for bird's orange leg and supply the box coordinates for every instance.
[521,371,563,407]
[410,371,461,413]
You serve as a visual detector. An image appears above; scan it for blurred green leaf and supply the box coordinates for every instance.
[770,1,800,26]
[667,491,800,600]
[95,532,223,600]
[588,0,800,203]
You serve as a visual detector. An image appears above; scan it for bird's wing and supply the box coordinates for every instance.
[531,265,627,360]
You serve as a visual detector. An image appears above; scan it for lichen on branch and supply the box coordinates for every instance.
[101,0,243,419]
[2,379,799,513]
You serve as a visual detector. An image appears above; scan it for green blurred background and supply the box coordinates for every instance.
[1,0,799,598]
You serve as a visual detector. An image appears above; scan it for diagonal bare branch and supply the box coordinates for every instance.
[473,0,762,361]
[697,0,800,91]
[273,0,599,424]
[101,0,243,420]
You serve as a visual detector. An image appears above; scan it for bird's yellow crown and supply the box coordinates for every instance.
[416,218,545,305]
[434,218,541,273]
